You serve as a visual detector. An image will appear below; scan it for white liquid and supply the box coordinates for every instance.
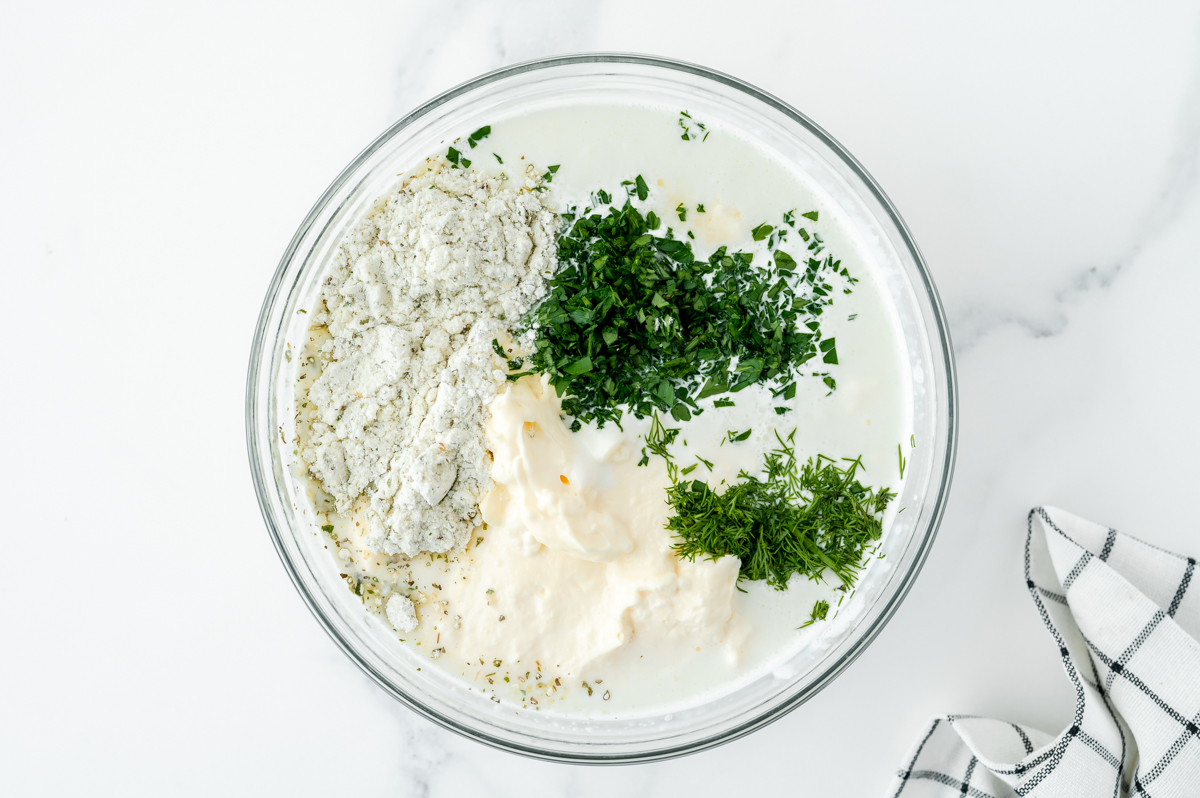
[317,102,912,717]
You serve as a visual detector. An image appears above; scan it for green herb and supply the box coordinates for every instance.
[898,444,906,479]
[635,174,649,201]
[678,110,710,142]
[638,411,681,478]
[445,145,472,169]
[681,463,698,476]
[799,599,830,628]
[774,251,797,272]
[466,125,492,148]
[848,313,857,320]
[712,398,735,408]
[751,223,773,241]
[493,153,503,164]
[543,164,561,183]
[783,210,796,227]
[727,428,752,443]
[491,338,533,381]
[668,430,895,590]
[801,210,819,221]
[820,337,838,365]
[321,524,334,533]
[774,406,791,415]
[696,203,706,213]
[696,455,714,471]
[675,203,687,222]
[519,186,850,428]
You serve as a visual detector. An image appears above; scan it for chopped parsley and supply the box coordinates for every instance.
[679,110,710,142]
[519,189,851,429]
[751,223,773,241]
[634,174,649,201]
[466,126,491,148]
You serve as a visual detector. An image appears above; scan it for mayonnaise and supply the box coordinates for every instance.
[446,375,744,677]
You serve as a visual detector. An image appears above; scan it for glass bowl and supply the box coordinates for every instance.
[246,53,958,763]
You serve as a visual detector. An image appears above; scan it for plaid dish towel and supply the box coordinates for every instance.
[889,506,1200,797]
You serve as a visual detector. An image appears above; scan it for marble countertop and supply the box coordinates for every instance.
[3,1,1199,794]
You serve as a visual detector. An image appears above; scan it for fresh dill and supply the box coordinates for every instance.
[799,599,830,628]
[667,430,895,590]
[637,411,681,477]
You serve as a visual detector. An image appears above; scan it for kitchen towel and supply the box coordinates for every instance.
[889,506,1200,797]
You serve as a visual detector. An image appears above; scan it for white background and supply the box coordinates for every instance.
[3,1,1199,794]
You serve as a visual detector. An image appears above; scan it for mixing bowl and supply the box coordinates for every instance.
[246,53,957,763]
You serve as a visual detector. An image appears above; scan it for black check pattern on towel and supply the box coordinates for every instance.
[888,506,1200,798]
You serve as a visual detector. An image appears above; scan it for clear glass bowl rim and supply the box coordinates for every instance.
[246,51,959,764]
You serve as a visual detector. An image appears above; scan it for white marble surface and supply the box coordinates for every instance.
[3,1,1199,794]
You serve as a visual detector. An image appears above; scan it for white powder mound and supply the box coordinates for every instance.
[386,594,419,633]
[302,164,556,557]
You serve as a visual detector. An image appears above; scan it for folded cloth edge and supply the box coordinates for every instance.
[886,505,1200,798]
